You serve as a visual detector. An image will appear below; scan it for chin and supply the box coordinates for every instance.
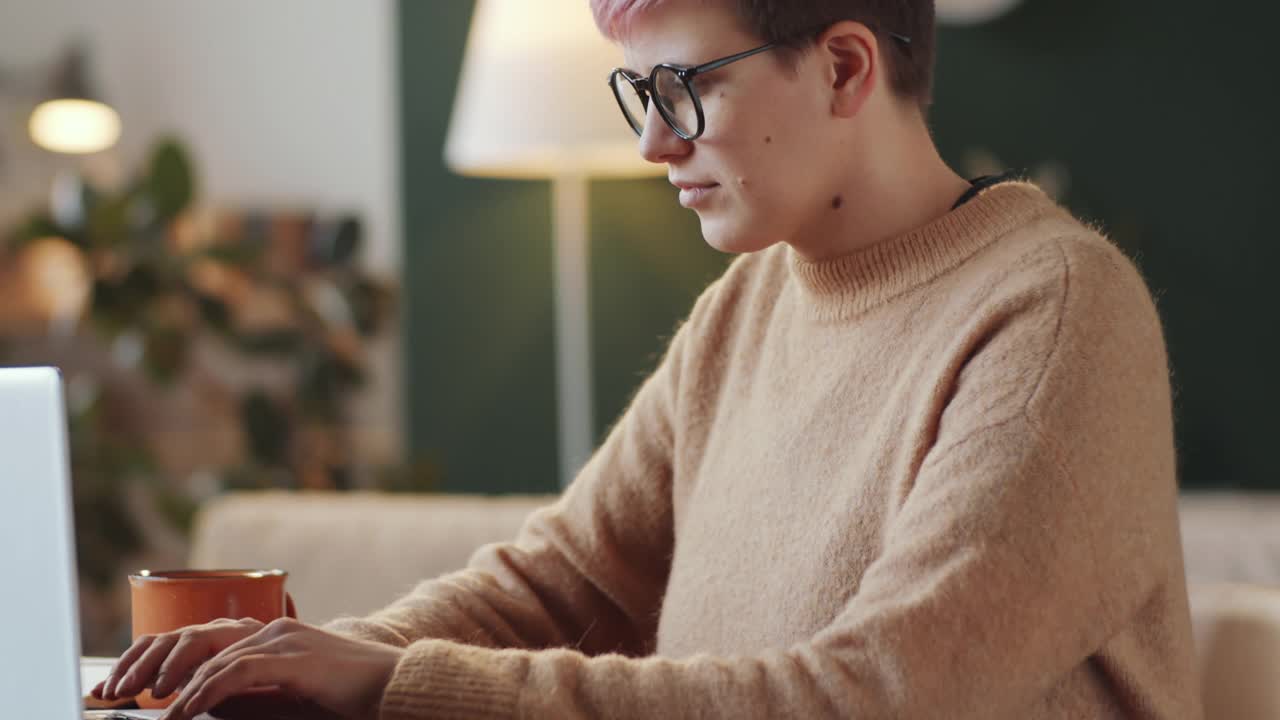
[698,215,778,255]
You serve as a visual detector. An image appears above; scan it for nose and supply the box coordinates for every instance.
[638,102,692,165]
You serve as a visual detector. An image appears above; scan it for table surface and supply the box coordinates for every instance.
[81,658,215,720]
[81,657,114,695]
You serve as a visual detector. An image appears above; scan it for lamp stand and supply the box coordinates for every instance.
[552,174,594,488]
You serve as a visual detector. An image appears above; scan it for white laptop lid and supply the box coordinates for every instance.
[0,367,84,718]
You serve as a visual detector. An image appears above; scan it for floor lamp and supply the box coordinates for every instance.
[445,0,662,488]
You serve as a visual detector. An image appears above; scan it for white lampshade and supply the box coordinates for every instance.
[27,46,122,155]
[936,0,1025,25]
[445,0,660,179]
[29,98,121,155]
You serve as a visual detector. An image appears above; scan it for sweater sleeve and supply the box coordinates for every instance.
[370,239,1186,719]
[323,290,696,657]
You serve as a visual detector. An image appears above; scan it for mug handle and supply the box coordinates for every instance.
[285,592,298,619]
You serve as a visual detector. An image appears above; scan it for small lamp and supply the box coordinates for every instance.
[28,45,121,155]
[446,0,662,487]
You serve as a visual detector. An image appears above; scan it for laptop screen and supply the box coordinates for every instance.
[0,367,84,718]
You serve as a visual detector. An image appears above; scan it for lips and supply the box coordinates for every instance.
[672,178,715,189]
[672,179,720,208]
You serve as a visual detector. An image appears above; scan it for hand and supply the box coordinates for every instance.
[156,617,405,720]
[93,617,265,703]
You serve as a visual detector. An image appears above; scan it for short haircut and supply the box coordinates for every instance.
[590,0,937,110]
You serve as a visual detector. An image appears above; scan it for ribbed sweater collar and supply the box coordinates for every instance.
[788,182,1057,320]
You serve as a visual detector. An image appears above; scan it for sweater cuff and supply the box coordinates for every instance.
[322,617,408,647]
[379,639,523,720]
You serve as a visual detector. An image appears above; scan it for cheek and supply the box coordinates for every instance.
[698,83,786,149]
[697,90,824,211]
[731,135,815,206]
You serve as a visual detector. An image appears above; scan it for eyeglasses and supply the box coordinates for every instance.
[608,42,777,141]
[608,30,912,142]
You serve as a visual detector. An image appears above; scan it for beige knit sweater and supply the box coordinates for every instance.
[327,182,1203,719]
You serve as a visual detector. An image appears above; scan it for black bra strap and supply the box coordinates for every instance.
[952,170,1021,210]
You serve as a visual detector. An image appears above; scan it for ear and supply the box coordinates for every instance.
[816,20,878,119]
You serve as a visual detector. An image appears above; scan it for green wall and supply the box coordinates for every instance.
[400,1,1279,494]
[927,0,1279,489]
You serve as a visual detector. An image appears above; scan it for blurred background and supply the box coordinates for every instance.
[0,0,1277,655]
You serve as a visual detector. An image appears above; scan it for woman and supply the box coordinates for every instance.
[95,1,1202,717]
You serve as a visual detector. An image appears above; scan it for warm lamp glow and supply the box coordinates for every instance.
[445,0,660,179]
[29,98,122,154]
[936,0,1025,25]
[21,237,91,323]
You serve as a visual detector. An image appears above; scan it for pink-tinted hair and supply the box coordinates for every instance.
[588,0,937,109]
[589,0,704,42]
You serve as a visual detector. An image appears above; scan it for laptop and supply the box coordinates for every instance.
[0,367,210,719]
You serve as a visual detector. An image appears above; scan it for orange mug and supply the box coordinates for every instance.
[128,569,297,709]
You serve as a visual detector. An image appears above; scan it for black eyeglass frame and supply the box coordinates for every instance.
[607,28,912,142]
[609,42,776,141]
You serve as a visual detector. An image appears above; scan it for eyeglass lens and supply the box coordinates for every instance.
[612,68,699,138]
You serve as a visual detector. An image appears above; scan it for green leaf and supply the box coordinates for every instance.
[200,242,265,268]
[311,216,362,267]
[234,329,304,357]
[142,325,190,384]
[194,294,233,333]
[91,266,163,336]
[297,350,339,421]
[5,212,64,249]
[240,390,291,466]
[344,278,396,337]
[151,484,199,535]
[296,348,364,421]
[146,139,196,223]
[88,279,131,337]
[85,194,134,250]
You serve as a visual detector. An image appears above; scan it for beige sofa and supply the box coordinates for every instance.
[190,491,1280,719]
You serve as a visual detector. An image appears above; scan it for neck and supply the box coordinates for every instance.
[787,109,971,264]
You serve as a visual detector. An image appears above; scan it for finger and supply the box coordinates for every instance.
[156,659,227,703]
[90,679,106,699]
[102,634,159,699]
[151,666,193,700]
[168,654,302,720]
[165,635,290,718]
[155,675,194,707]
[102,634,154,698]
[153,618,264,699]
[165,619,289,700]
[151,630,217,699]
[113,633,181,699]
